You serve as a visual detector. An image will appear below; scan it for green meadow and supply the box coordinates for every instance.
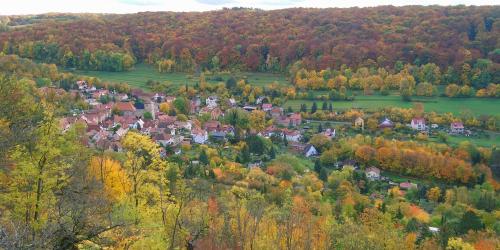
[284,95,500,116]
[73,63,288,89]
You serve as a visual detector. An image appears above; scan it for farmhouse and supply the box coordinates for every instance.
[411,117,426,131]
[289,113,302,126]
[303,144,318,157]
[379,118,394,129]
[354,117,364,130]
[191,129,208,144]
[284,129,301,142]
[262,103,273,112]
[365,167,381,181]
[450,122,464,134]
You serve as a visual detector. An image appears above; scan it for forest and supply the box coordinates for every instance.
[0,6,499,72]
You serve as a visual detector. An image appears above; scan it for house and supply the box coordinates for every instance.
[411,117,426,131]
[153,93,166,102]
[365,167,381,181]
[243,105,257,112]
[262,103,273,112]
[206,96,218,108]
[399,182,417,190]
[131,119,145,130]
[354,117,364,130]
[204,120,221,133]
[165,96,176,103]
[114,102,136,116]
[174,121,192,131]
[228,98,237,107]
[270,107,284,118]
[210,131,227,141]
[431,124,439,129]
[323,128,336,139]
[276,116,291,127]
[289,113,302,126]
[304,144,318,157]
[190,98,201,114]
[379,118,394,129]
[153,133,174,147]
[284,129,301,142]
[450,122,464,134]
[116,93,129,101]
[191,129,208,144]
[260,125,280,138]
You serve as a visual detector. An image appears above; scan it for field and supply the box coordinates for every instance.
[284,95,500,116]
[72,63,288,89]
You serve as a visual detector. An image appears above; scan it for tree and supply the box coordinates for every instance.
[322,101,328,111]
[310,102,317,114]
[226,76,237,90]
[447,237,474,250]
[426,187,441,202]
[249,110,266,132]
[445,84,460,97]
[143,111,153,120]
[459,210,484,234]
[300,103,307,113]
[199,149,209,165]
[121,131,167,224]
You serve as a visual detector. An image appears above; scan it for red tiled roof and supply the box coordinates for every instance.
[114,102,136,112]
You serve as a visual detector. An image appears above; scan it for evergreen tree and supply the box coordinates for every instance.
[314,160,322,174]
[300,103,307,113]
[329,103,333,112]
[199,149,209,165]
[269,146,276,159]
[317,123,323,133]
[459,210,484,234]
[287,106,293,113]
[322,101,328,110]
[319,167,328,181]
[311,102,317,113]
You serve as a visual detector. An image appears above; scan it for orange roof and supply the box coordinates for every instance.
[114,102,136,112]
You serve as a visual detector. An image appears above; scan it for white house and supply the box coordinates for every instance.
[206,96,218,109]
[304,144,318,157]
[284,130,301,142]
[191,129,208,144]
[365,167,381,181]
[411,118,426,131]
[450,122,464,134]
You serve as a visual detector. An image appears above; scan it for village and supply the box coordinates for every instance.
[49,79,477,198]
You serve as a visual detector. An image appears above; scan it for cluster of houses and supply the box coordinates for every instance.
[55,81,314,157]
[353,116,469,135]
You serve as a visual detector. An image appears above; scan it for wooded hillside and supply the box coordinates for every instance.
[0,6,498,72]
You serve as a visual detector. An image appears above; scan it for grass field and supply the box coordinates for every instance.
[284,95,500,116]
[72,63,289,89]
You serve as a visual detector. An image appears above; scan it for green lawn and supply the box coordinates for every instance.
[444,133,499,148]
[284,95,500,116]
[72,63,289,89]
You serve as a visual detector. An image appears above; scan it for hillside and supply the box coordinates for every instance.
[0,6,499,72]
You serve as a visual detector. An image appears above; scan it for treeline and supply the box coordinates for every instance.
[2,41,135,71]
[0,6,498,72]
[290,59,499,98]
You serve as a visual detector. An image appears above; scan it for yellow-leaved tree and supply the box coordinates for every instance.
[89,156,130,202]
